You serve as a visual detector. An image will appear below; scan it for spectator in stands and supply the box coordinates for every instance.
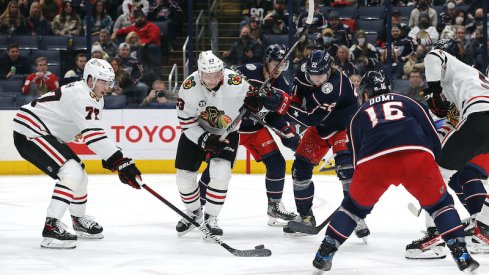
[99,29,118,58]
[41,0,60,22]
[466,26,484,67]
[247,16,263,43]
[91,42,108,60]
[115,42,148,104]
[112,9,161,67]
[440,10,466,40]
[317,27,340,57]
[51,0,83,36]
[335,45,358,76]
[140,79,175,106]
[125,31,142,59]
[408,0,438,29]
[113,5,137,33]
[62,52,87,85]
[0,0,28,35]
[27,1,52,35]
[349,29,380,75]
[438,1,457,31]
[85,0,113,35]
[296,0,325,34]
[122,0,150,16]
[148,0,184,50]
[327,11,352,47]
[223,25,263,66]
[22,57,59,96]
[408,13,439,43]
[108,57,131,96]
[403,44,427,79]
[378,9,410,48]
[381,24,415,79]
[406,69,426,104]
[262,0,292,35]
[349,73,362,105]
[17,0,29,18]
[293,34,313,72]
[0,43,32,80]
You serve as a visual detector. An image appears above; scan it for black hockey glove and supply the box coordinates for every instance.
[334,152,354,181]
[425,92,450,118]
[198,132,229,155]
[280,125,300,151]
[103,152,141,189]
[244,85,266,113]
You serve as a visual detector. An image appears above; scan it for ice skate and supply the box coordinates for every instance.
[354,218,370,244]
[469,220,489,254]
[267,200,297,227]
[202,213,223,241]
[283,210,316,234]
[405,227,446,259]
[446,239,479,274]
[312,235,338,273]
[72,215,104,239]
[40,217,77,249]
[176,208,203,237]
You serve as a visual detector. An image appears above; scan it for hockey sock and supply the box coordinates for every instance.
[459,165,487,215]
[199,167,210,205]
[47,182,73,219]
[325,208,357,245]
[176,169,201,212]
[263,154,286,202]
[425,193,464,242]
[205,159,231,216]
[292,158,315,216]
[69,193,87,217]
[448,173,467,210]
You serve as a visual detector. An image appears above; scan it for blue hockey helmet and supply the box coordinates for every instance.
[359,69,391,101]
[264,44,287,63]
[433,39,460,58]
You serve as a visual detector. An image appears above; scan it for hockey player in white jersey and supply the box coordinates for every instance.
[12,58,143,249]
[406,39,489,259]
[174,51,262,237]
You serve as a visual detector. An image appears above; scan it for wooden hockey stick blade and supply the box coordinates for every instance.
[407,202,422,217]
[139,181,271,257]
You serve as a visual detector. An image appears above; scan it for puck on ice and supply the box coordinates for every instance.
[255,244,265,249]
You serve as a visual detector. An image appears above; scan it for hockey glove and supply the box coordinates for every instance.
[425,92,451,118]
[103,152,141,189]
[198,132,229,155]
[244,85,266,113]
[280,125,300,151]
[264,89,291,115]
[334,151,354,181]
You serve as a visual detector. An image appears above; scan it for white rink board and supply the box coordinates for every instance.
[0,174,487,275]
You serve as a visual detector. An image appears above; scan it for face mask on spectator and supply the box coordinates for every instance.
[241,34,251,41]
[322,36,333,44]
[357,38,365,45]
[455,16,464,25]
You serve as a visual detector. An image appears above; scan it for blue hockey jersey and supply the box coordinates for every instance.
[235,63,292,133]
[349,93,441,166]
[287,66,358,138]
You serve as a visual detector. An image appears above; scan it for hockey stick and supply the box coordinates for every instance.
[318,163,354,173]
[286,207,339,235]
[408,202,423,217]
[139,180,272,257]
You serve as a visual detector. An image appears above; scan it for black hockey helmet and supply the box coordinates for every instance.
[433,39,460,58]
[359,70,391,101]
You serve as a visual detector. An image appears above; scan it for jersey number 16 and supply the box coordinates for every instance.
[364,102,405,127]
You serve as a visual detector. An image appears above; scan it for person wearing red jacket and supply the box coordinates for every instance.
[22,57,59,95]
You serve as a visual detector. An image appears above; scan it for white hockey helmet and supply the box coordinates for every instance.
[197,51,224,74]
[83,58,115,90]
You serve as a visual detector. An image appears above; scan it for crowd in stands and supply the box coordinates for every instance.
[237,0,488,105]
[0,0,185,109]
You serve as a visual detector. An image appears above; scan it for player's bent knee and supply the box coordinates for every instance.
[341,196,372,219]
[57,159,85,190]
[209,158,232,182]
[292,158,313,181]
[264,154,285,178]
[176,169,198,190]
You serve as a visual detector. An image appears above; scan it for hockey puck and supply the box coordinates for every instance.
[255,244,265,249]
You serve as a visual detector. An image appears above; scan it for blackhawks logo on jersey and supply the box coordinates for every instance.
[199,106,232,129]
[228,74,242,85]
[183,76,196,89]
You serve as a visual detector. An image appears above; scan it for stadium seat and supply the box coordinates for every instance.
[41,35,69,50]
[49,64,62,78]
[0,95,15,108]
[432,5,445,15]
[356,19,384,33]
[263,34,289,48]
[11,35,40,50]
[395,6,414,20]
[365,33,378,45]
[104,95,127,109]
[358,6,386,19]
[0,34,10,50]
[392,79,410,95]
[32,50,61,66]
[0,79,24,94]
[331,6,358,19]
[15,94,38,107]
[154,21,170,37]
[71,36,88,50]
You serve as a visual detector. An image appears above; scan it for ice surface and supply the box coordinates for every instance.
[0,174,487,275]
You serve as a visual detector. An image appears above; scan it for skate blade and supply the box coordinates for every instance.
[361,236,368,245]
[405,248,446,259]
[177,225,197,237]
[312,267,325,275]
[267,217,289,227]
[75,231,104,239]
[40,237,76,249]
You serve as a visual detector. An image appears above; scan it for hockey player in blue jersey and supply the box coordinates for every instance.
[198,44,301,226]
[264,49,369,238]
[311,70,479,274]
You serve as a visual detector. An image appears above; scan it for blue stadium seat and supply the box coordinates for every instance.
[154,21,170,37]
[263,34,289,48]
[72,36,88,50]
[15,94,38,107]
[49,64,62,78]
[32,50,61,65]
[0,95,15,108]
[0,79,24,94]
[365,33,378,45]
[356,19,384,33]
[358,6,385,19]
[104,95,127,109]
[395,6,414,20]
[392,79,410,95]
[330,6,358,19]
[11,35,40,50]
[41,35,69,50]
[0,34,10,50]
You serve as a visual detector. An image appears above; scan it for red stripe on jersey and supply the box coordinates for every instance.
[17,113,43,132]
[35,138,64,164]
[206,192,226,200]
[181,192,199,202]
[83,131,105,141]
[466,96,489,105]
[54,189,74,199]
[179,119,198,125]
[73,194,88,200]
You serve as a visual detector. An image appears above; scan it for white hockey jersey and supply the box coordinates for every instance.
[424,49,489,120]
[177,68,249,144]
[12,80,119,160]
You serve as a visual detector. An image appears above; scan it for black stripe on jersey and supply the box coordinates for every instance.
[55,183,73,191]
[462,100,489,116]
[20,107,51,134]
[13,118,43,136]
[71,200,87,205]
[428,52,444,63]
[52,196,70,204]
[428,51,447,69]
[85,136,107,145]
[206,185,227,194]
[81,128,104,134]
[178,116,197,121]
[205,198,224,205]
